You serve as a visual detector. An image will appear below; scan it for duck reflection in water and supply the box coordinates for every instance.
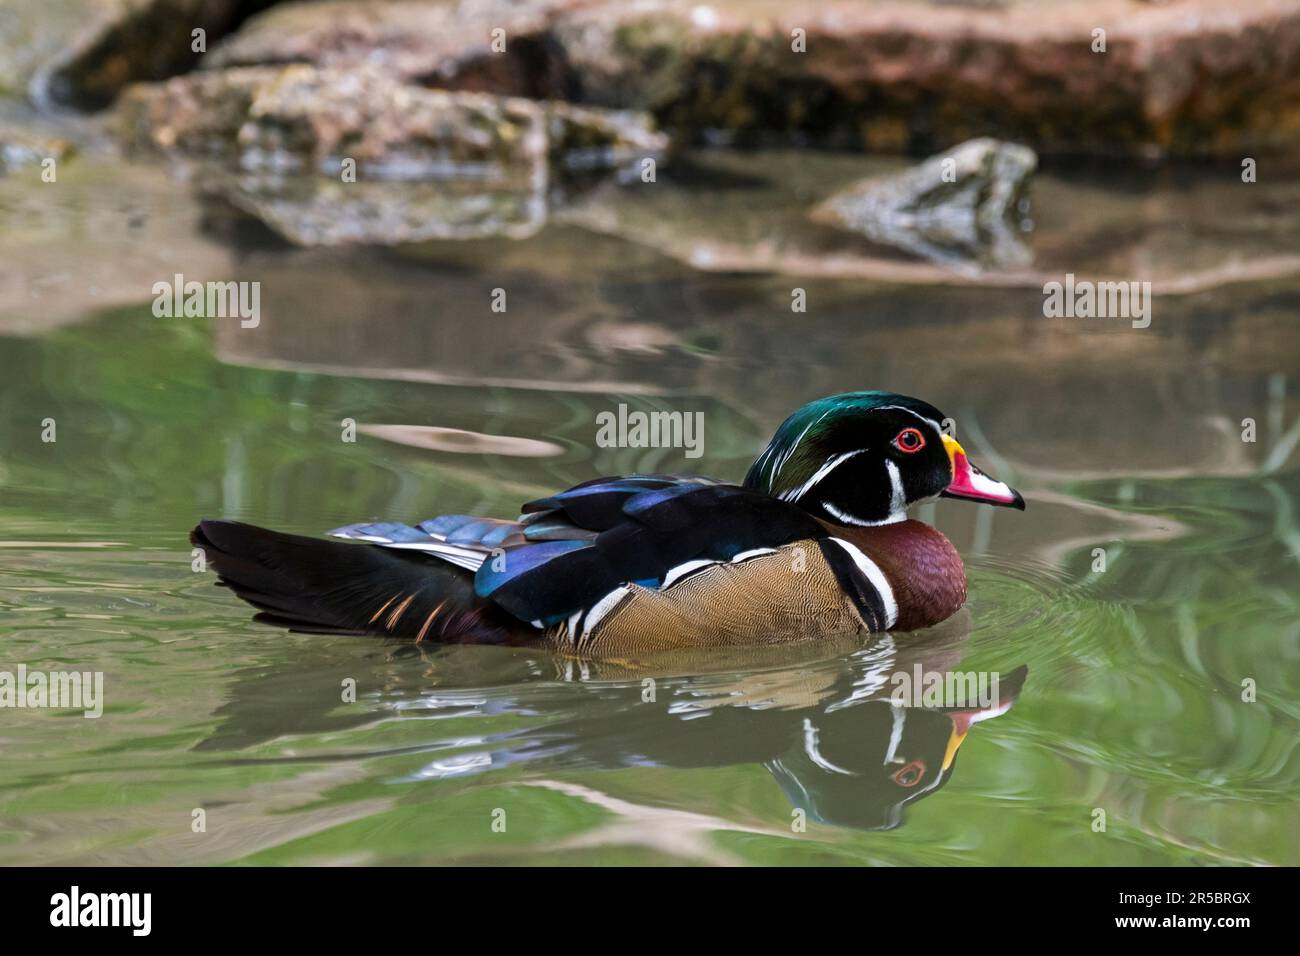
[407,621,1028,831]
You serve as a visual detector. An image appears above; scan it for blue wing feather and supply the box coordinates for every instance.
[473,538,594,599]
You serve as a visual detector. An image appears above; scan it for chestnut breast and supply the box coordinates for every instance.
[818,519,967,631]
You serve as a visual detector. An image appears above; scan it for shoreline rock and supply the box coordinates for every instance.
[116,64,666,178]
[29,0,276,110]
[200,0,1300,158]
[10,0,1299,156]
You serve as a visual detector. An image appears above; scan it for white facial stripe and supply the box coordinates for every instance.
[968,698,1014,723]
[772,408,833,481]
[823,500,905,528]
[884,704,907,765]
[883,459,906,521]
[828,537,899,629]
[802,718,854,775]
[779,449,864,503]
[871,404,943,435]
[821,501,869,526]
[775,422,815,477]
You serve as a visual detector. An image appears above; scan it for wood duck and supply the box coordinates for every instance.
[192,391,1024,655]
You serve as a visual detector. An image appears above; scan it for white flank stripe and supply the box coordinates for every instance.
[730,547,778,563]
[662,558,716,588]
[828,537,898,628]
[581,586,632,640]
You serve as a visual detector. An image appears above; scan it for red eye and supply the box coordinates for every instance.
[893,428,925,453]
[892,760,926,787]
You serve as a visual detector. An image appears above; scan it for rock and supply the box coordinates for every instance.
[28,0,276,109]
[552,0,1300,157]
[0,0,115,100]
[116,64,666,178]
[811,138,1037,272]
[206,0,585,96]
[116,66,262,159]
[545,100,665,172]
[10,0,1300,155]
[204,0,1300,157]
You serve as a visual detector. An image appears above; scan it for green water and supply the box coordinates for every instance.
[1,148,1298,865]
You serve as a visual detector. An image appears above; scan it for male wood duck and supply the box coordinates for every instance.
[192,391,1024,655]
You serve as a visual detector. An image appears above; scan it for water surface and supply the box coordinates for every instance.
[1,147,1297,865]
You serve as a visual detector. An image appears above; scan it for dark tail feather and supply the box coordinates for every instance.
[190,520,527,644]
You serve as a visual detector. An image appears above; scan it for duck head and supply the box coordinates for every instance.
[744,391,1024,526]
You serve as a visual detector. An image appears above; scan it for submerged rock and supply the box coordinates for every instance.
[811,138,1036,272]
